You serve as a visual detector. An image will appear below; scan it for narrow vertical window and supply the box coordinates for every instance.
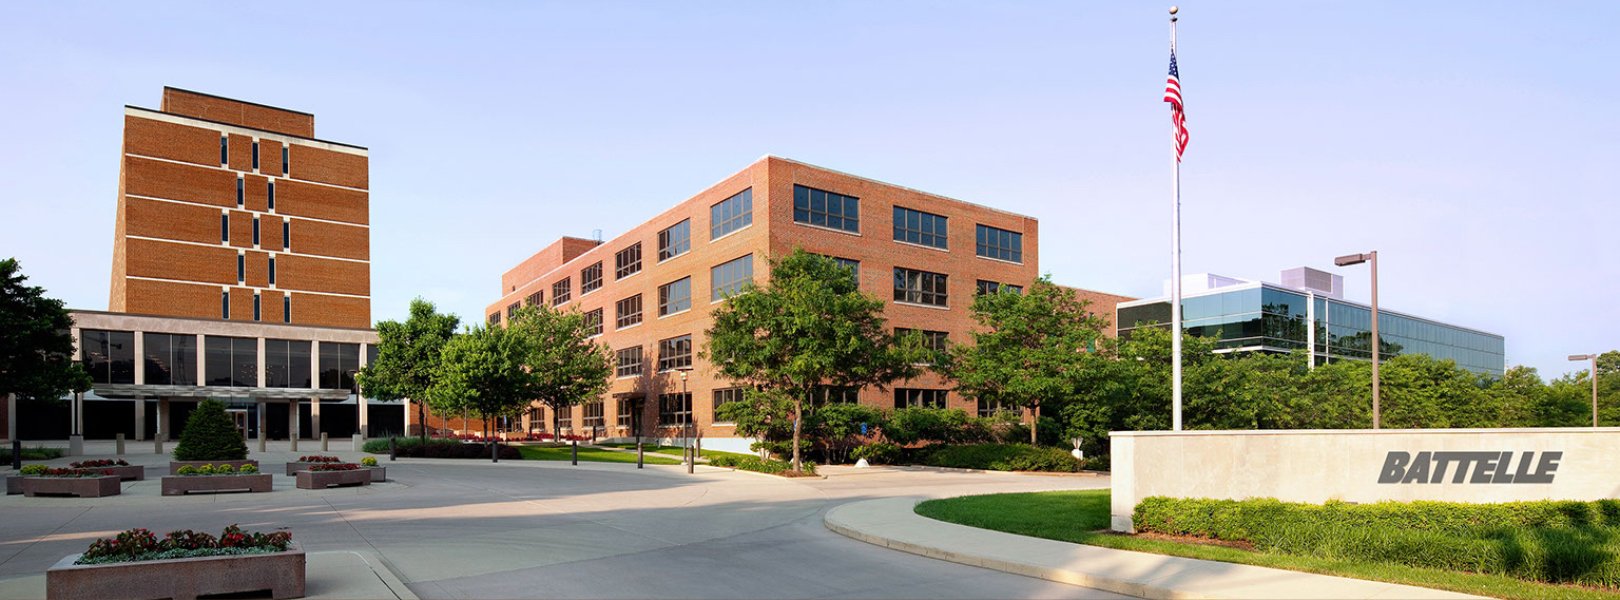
[236,177,244,207]
[282,220,290,250]
[252,217,260,246]
[220,136,228,165]
[283,295,291,323]
[251,141,260,170]
[267,181,275,210]
[269,257,277,285]
[222,291,230,319]
[253,293,261,322]
[221,214,230,243]
[281,147,289,176]
[237,254,245,283]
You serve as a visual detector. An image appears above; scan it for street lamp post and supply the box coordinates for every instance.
[1334,251,1380,429]
[1569,354,1600,427]
[634,397,644,469]
[677,368,693,474]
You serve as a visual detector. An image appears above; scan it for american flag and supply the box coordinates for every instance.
[1164,50,1189,161]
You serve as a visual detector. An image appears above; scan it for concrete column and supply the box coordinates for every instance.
[133,397,146,441]
[157,398,171,442]
[358,395,369,439]
[133,332,145,385]
[256,401,267,447]
[196,334,206,385]
[288,399,299,451]
[69,392,84,457]
[311,397,322,438]
[257,337,267,388]
[357,345,369,439]
[403,398,414,437]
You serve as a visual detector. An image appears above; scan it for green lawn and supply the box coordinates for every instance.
[915,490,1620,600]
[596,443,754,461]
[515,445,681,465]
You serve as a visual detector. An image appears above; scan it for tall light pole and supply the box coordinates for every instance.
[1569,354,1600,427]
[1335,251,1379,429]
[677,368,693,474]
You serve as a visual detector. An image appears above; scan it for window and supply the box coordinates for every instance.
[659,277,691,316]
[267,181,275,211]
[615,243,642,279]
[894,388,948,409]
[203,336,257,387]
[893,206,949,249]
[283,295,291,323]
[252,217,260,246]
[552,277,571,306]
[658,219,691,261]
[220,136,228,164]
[264,339,312,388]
[281,146,289,176]
[253,293,261,321]
[615,347,643,378]
[978,398,1016,418]
[585,308,603,336]
[488,312,501,325]
[506,302,520,319]
[710,188,753,239]
[812,385,860,405]
[236,177,244,207]
[556,405,573,430]
[617,397,639,428]
[710,254,754,301]
[141,332,196,386]
[896,328,949,355]
[221,214,230,243]
[713,388,746,420]
[834,257,860,281]
[237,254,245,283]
[80,330,136,385]
[282,220,290,250]
[657,335,692,372]
[269,257,277,285]
[221,291,230,319]
[975,224,1023,263]
[251,141,260,170]
[976,280,1023,295]
[616,294,643,329]
[581,261,603,295]
[659,392,692,426]
[525,291,543,307]
[894,267,948,307]
[582,401,605,429]
[319,342,360,390]
[793,184,860,233]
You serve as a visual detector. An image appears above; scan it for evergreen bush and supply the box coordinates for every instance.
[172,399,248,461]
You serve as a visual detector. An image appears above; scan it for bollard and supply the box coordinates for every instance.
[389,436,397,461]
[571,439,578,466]
[115,433,126,456]
[352,433,363,452]
[290,435,298,452]
[11,440,20,471]
[259,436,267,453]
[636,442,643,469]
[696,435,702,464]
[153,438,163,455]
[491,441,498,463]
[320,432,329,451]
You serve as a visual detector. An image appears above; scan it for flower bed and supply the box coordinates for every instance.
[169,459,258,475]
[69,459,144,481]
[18,465,122,497]
[295,464,370,489]
[47,526,303,600]
[284,455,343,475]
[161,463,271,496]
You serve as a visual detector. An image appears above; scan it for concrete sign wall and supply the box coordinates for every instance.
[1109,428,1620,532]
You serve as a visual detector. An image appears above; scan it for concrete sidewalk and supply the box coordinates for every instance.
[0,549,416,600]
[824,497,1484,600]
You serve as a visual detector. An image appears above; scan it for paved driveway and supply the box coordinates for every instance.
[0,450,1122,599]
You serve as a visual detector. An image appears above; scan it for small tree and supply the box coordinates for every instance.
[704,250,925,472]
[426,325,535,444]
[944,277,1107,444]
[173,399,248,461]
[357,298,460,440]
[0,258,92,405]
[506,304,613,441]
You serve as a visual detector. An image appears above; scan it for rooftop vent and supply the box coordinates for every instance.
[1281,267,1343,299]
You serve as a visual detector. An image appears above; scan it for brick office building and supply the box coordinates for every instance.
[7,88,401,445]
[463,156,1122,453]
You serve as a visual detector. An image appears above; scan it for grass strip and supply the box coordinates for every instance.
[515,445,680,465]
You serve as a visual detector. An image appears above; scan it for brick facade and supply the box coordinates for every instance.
[110,88,370,328]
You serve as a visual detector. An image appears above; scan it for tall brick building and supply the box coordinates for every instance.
[465,156,1125,452]
[111,87,370,329]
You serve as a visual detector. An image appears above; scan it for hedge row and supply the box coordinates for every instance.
[708,454,817,476]
[916,443,1083,473]
[1134,496,1620,587]
[362,437,521,460]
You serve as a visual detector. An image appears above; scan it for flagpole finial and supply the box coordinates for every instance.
[1169,6,1179,15]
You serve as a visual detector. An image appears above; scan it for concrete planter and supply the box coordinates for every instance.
[366,466,386,482]
[161,474,273,496]
[46,542,305,600]
[295,469,370,489]
[21,475,121,498]
[168,459,258,475]
[6,476,20,495]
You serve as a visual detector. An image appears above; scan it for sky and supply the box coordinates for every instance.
[1,2,1614,380]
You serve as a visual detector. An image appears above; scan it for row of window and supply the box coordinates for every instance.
[793,184,1024,263]
[499,254,757,325]
[222,137,291,177]
[524,387,1008,432]
[222,214,292,252]
[79,329,372,389]
[221,290,291,323]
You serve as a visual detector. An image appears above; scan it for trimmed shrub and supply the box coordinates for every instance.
[708,454,817,476]
[850,442,900,464]
[360,457,378,467]
[238,464,258,474]
[920,443,1081,472]
[20,464,47,476]
[1133,496,1620,588]
[196,464,215,475]
[172,399,248,461]
[0,446,65,462]
[365,437,521,459]
[176,465,198,476]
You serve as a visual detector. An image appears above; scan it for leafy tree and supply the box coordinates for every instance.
[356,298,459,440]
[805,402,885,465]
[0,258,91,405]
[173,399,248,461]
[715,388,796,454]
[704,250,925,472]
[426,325,535,441]
[506,304,613,440]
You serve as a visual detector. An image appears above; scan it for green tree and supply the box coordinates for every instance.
[356,298,460,440]
[944,277,1109,445]
[0,258,91,406]
[704,250,924,472]
[506,304,613,440]
[426,325,535,441]
[173,398,248,461]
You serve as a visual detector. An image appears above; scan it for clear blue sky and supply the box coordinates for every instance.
[1,2,1613,380]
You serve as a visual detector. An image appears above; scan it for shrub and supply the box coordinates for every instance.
[360,457,378,467]
[70,459,129,468]
[850,442,900,464]
[308,463,359,471]
[238,464,258,474]
[20,464,47,476]
[0,446,65,462]
[196,464,215,475]
[921,443,1081,472]
[884,407,972,445]
[172,399,248,461]
[78,525,291,565]
[214,464,235,474]
[362,437,520,459]
[1133,496,1620,588]
[1081,454,1110,472]
[297,455,341,463]
[176,465,198,476]
[708,454,817,476]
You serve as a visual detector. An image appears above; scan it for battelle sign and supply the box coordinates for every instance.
[1109,428,1620,532]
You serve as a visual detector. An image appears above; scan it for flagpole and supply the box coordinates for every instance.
[1169,6,1184,431]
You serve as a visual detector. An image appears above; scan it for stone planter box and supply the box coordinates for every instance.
[46,541,305,600]
[367,466,386,482]
[168,459,258,475]
[161,474,273,496]
[82,465,145,481]
[21,476,121,498]
[295,469,370,489]
[6,476,21,496]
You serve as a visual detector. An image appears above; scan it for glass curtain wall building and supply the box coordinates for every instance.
[1117,281,1505,376]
